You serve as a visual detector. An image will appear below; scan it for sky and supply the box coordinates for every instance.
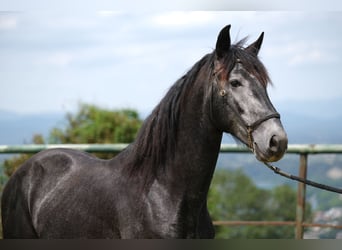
[1,10,342,118]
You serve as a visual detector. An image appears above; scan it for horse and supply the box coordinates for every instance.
[1,25,288,238]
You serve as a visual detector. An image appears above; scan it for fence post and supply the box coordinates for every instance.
[295,153,308,239]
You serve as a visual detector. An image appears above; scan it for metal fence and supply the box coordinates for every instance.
[1,143,342,239]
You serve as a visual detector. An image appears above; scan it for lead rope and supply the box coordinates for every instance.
[246,119,342,194]
[262,162,342,194]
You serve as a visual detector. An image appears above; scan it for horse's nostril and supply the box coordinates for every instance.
[269,135,279,151]
[269,134,288,155]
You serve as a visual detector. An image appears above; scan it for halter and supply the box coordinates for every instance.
[211,62,280,150]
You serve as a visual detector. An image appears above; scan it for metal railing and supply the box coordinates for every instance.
[1,143,342,239]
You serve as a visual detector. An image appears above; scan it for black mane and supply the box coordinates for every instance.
[128,53,214,182]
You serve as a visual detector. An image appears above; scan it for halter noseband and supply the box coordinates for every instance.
[246,113,280,150]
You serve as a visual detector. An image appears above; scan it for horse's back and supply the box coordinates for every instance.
[1,148,120,238]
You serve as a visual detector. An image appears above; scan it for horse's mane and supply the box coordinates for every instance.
[127,53,214,181]
[125,38,270,184]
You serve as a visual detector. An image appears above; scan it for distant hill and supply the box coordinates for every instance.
[280,112,342,144]
[275,97,342,144]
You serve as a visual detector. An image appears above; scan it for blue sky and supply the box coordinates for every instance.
[1,11,342,118]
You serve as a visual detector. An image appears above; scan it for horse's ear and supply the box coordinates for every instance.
[246,32,264,56]
[215,25,231,60]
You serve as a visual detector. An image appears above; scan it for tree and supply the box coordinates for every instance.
[3,104,142,178]
[207,169,312,238]
[49,104,141,144]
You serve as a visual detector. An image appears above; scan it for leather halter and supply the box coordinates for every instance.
[211,60,280,150]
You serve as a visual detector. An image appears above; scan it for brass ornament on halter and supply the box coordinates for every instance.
[219,89,227,96]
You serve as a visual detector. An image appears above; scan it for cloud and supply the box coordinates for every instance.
[288,49,333,66]
[2,11,342,115]
[96,11,122,18]
[0,13,18,30]
[265,40,339,67]
[285,41,338,66]
[327,167,342,180]
[45,52,74,67]
[150,11,216,28]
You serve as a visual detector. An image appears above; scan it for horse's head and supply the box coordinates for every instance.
[211,25,287,162]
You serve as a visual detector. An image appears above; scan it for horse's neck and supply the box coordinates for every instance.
[159,88,223,199]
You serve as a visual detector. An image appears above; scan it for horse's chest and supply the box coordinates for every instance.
[116,181,206,238]
[139,182,205,238]
[141,184,183,238]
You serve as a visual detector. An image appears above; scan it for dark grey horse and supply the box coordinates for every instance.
[1,25,287,238]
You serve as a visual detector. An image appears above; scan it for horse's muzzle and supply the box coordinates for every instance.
[251,119,288,162]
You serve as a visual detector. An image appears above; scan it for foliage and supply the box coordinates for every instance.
[49,104,141,144]
[2,104,142,178]
[3,134,45,177]
[208,169,312,239]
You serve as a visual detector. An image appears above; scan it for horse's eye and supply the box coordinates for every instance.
[230,80,242,88]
